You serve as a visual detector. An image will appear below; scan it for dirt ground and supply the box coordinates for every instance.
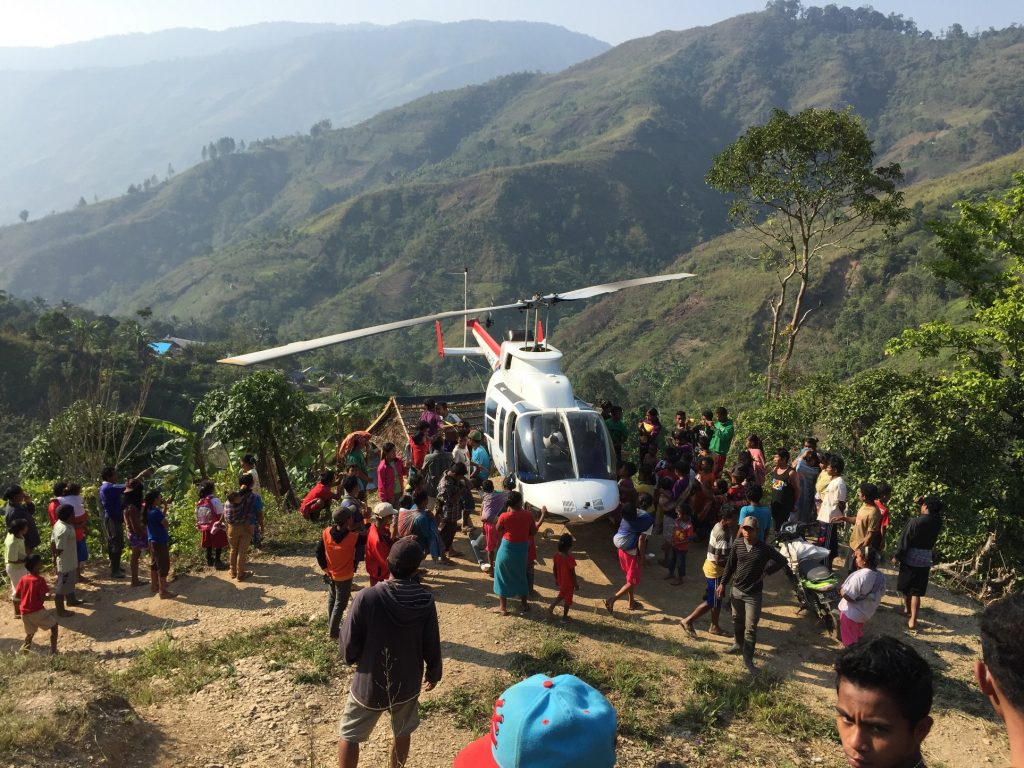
[0,520,1010,768]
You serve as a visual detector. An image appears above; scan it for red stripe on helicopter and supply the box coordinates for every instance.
[467,319,501,357]
[435,321,444,358]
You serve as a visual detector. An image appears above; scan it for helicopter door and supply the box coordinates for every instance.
[493,406,507,475]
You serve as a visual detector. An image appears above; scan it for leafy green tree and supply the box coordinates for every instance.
[18,209,28,222]
[706,107,909,396]
[195,371,314,508]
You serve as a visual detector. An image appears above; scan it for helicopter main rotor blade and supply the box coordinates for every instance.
[542,271,695,303]
[218,301,525,366]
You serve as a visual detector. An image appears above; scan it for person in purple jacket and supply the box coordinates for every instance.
[337,538,442,768]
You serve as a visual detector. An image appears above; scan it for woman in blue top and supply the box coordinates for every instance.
[145,489,177,600]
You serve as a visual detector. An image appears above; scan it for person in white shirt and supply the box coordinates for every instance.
[838,546,885,647]
[816,455,847,570]
[240,454,261,493]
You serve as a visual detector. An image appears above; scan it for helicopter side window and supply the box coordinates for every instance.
[484,397,498,437]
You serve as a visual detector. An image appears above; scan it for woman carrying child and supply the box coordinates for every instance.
[838,545,885,646]
[195,480,228,570]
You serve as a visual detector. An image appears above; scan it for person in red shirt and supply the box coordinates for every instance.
[492,492,536,616]
[548,534,579,619]
[15,554,58,655]
[365,502,396,586]
[300,470,341,521]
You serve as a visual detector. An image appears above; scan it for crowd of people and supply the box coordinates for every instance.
[3,396,1021,768]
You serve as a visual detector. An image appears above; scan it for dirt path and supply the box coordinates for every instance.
[2,522,1009,768]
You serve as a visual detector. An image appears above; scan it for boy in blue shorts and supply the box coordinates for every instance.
[680,506,737,638]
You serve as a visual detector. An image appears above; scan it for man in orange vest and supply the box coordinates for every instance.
[316,507,358,640]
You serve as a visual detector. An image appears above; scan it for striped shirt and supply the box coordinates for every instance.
[720,539,788,596]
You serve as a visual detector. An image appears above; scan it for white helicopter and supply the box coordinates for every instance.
[219,272,694,522]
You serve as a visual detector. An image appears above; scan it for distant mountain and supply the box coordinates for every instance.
[2,4,1023,399]
[0,20,609,222]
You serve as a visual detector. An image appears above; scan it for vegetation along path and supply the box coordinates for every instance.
[0,519,1009,768]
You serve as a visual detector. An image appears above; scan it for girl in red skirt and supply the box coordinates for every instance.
[547,533,579,619]
[196,481,228,570]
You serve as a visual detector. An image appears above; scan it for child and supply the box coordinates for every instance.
[5,518,28,617]
[635,468,657,518]
[452,430,471,469]
[477,478,510,573]
[50,504,81,614]
[46,481,68,526]
[838,546,886,647]
[666,508,694,585]
[124,479,148,587]
[15,554,58,655]
[58,482,89,580]
[548,533,579,619]
[195,480,228,570]
[145,490,177,599]
[654,476,675,536]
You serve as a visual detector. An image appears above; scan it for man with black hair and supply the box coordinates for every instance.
[337,538,441,768]
[976,594,1024,767]
[835,635,934,768]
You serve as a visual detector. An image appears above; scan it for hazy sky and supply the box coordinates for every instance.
[4,0,1022,47]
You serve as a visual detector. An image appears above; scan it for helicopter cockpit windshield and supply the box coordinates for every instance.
[515,411,614,484]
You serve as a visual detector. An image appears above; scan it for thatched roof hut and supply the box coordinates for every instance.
[367,392,486,448]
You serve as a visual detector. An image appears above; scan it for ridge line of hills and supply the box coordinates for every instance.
[2,4,1024,402]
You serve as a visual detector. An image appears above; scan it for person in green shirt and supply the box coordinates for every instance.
[605,405,628,465]
[707,406,735,478]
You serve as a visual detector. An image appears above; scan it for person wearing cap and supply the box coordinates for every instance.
[365,502,396,586]
[316,508,359,640]
[716,514,790,674]
[453,673,617,768]
[338,538,441,768]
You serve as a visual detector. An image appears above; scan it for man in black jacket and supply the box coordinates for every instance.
[717,515,789,674]
[337,538,442,768]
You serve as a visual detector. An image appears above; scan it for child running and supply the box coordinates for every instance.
[15,554,59,655]
[548,533,579,619]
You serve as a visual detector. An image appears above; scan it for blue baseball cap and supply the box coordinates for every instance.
[453,674,616,768]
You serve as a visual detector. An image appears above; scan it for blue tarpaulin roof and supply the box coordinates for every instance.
[148,342,173,355]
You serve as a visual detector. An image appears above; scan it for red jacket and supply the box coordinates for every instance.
[365,524,393,584]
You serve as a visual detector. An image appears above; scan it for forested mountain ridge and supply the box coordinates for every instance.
[0,20,609,223]
[2,4,1023,385]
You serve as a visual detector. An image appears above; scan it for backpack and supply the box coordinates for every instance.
[195,496,216,531]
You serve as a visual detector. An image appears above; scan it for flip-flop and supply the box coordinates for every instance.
[680,621,698,639]
[603,598,615,615]
[628,602,645,611]
[490,607,510,616]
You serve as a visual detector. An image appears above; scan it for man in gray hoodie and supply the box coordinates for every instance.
[337,538,442,768]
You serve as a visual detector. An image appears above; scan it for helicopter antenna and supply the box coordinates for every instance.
[462,267,469,348]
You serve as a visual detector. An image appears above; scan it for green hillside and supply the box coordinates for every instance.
[558,148,1024,406]
[1,4,1023,396]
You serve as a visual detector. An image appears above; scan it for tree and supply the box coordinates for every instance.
[76,196,87,208]
[18,209,28,223]
[195,371,315,508]
[706,107,909,396]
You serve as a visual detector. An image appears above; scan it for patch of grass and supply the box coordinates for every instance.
[673,661,837,743]
[113,614,340,702]
[421,631,666,744]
